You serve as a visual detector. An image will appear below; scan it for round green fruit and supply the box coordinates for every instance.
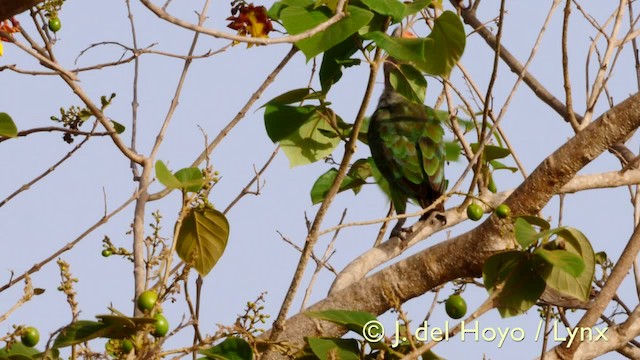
[495,204,511,219]
[101,249,112,257]
[466,203,483,221]
[445,295,467,319]
[21,327,40,348]
[137,290,158,312]
[152,314,169,337]
[121,339,133,353]
[48,17,61,33]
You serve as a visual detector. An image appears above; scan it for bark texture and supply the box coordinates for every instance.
[262,93,640,358]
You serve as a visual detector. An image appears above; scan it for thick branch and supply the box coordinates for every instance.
[0,0,43,21]
[262,92,640,357]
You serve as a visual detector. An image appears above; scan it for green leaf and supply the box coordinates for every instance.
[363,11,465,75]
[483,251,522,292]
[403,0,431,17]
[310,165,369,204]
[53,315,156,348]
[199,337,253,360]
[533,248,585,278]
[264,104,340,167]
[320,38,359,93]
[388,63,427,104]
[360,0,405,23]
[307,338,360,360]
[110,120,126,134]
[264,104,315,142]
[514,217,538,248]
[432,108,474,132]
[517,215,551,230]
[176,208,230,276]
[490,160,517,172]
[174,167,205,193]
[281,5,374,60]
[0,343,39,357]
[0,112,18,138]
[470,143,511,162]
[483,251,545,318]
[363,31,426,64]
[306,310,377,337]
[262,88,314,107]
[537,228,595,302]
[155,160,182,189]
[421,10,466,75]
[53,321,109,348]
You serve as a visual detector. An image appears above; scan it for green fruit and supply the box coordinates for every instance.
[495,204,511,219]
[21,327,39,347]
[466,203,483,221]
[152,314,169,337]
[121,339,133,353]
[445,295,467,319]
[48,17,61,32]
[101,249,112,257]
[137,290,158,312]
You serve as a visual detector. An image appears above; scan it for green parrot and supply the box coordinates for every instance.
[368,40,447,237]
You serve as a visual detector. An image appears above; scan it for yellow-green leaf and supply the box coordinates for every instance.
[177,208,230,276]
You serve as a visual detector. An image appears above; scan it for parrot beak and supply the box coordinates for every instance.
[391,27,417,39]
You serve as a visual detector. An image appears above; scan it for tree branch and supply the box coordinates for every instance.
[261,92,640,357]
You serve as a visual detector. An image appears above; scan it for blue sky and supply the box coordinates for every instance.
[0,1,637,358]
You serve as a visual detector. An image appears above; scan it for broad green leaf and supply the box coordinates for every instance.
[496,258,545,317]
[199,337,253,360]
[348,158,372,180]
[514,217,538,248]
[280,111,340,167]
[264,104,315,142]
[360,0,405,23]
[483,251,545,317]
[0,112,18,138]
[53,321,109,348]
[490,160,517,173]
[536,228,595,302]
[403,0,432,17]
[281,5,374,60]
[388,63,427,104]
[176,208,230,276]
[110,120,126,134]
[53,315,156,348]
[314,0,339,12]
[483,251,523,292]
[470,143,511,162]
[533,248,585,278]
[262,88,314,107]
[320,38,359,93]
[421,10,465,75]
[307,338,360,360]
[362,31,427,64]
[174,167,205,193]
[0,343,39,357]
[95,314,156,327]
[310,165,369,204]
[517,215,551,231]
[306,309,377,336]
[155,160,182,189]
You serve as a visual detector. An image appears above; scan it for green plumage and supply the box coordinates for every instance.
[368,61,447,235]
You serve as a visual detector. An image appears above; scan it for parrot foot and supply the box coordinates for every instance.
[390,219,410,240]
